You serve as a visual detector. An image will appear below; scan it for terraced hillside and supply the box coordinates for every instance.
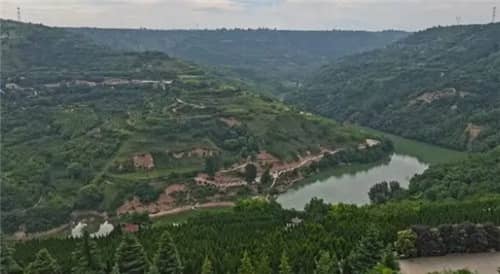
[0,20,388,234]
[288,23,500,152]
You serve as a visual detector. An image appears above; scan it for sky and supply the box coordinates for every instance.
[0,0,498,31]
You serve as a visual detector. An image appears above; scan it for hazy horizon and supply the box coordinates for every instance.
[1,0,499,32]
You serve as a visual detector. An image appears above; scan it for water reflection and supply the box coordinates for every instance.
[277,154,428,209]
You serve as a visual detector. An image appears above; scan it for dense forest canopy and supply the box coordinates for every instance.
[6,197,500,274]
[68,27,408,96]
[288,23,500,152]
[0,20,387,234]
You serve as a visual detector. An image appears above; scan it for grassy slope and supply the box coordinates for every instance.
[289,23,500,152]
[0,20,375,233]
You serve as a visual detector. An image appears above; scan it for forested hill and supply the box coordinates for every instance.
[0,20,379,234]
[288,23,500,152]
[68,27,408,95]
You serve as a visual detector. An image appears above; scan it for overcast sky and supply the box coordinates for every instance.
[0,0,498,31]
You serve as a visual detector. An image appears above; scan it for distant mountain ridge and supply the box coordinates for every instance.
[288,23,500,151]
[68,27,408,95]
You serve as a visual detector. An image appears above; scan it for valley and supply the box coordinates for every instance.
[0,12,499,274]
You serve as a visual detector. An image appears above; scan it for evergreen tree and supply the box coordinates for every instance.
[111,264,121,274]
[379,246,399,271]
[0,236,23,274]
[238,251,255,274]
[201,256,213,274]
[24,248,61,274]
[71,230,105,274]
[114,235,149,274]
[279,251,293,274]
[255,254,272,274]
[148,265,160,274]
[152,231,183,274]
[347,229,384,274]
[314,250,337,274]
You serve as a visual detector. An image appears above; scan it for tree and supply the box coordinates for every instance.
[25,248,61,274]
[0,236,23,274]
[378,246,399,271]
[115,235,150,274]
[279,251,293,274]
[204,156,220,177]
[347,229,384,274]
[152,231,183,274]
[201,256,213,274]
[71,230,105,274]
[244,164,257,183]
[260,167,272,185]
[255,254,272,274]
[394,229,417,258]
[368,181,390,204]
[238,251,255,274]
[304,198,330,222]
[314,250,337,274]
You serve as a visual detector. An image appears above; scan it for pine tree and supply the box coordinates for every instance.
[255,254,272,274]
[114,235,150,274]
[347,229,384,274]
[152,231,183,274]
[148,265,160,274]
[279,251,293,274]
[238,251,255,274]
[110,264,121,274]
[201,256,213,274]
[24,248,61,274]
[71,230,105,274]
[0,236,23,274]
[314,250,337,274]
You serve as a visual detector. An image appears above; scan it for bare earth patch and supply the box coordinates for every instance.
[399,252,500,274]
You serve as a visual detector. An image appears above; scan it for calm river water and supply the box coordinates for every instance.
[277,129,467,209]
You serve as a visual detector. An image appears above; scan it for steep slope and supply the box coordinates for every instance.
[288,23,500,151]
[68,27,408,95]
[0,20,387,233]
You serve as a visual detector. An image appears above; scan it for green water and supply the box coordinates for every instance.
[277,129,468,210]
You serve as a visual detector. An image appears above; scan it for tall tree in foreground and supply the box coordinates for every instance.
[347,229,384,274]
[255,254,272,274]
[114,235,149,274]
[279,251,293,274]
[238,251,255,274]
[201,256,213,274]
[152,231,183,274]
[24,248,61,274]
[0,236,23,274]
[314,250,337,274]
[71,231,105,274]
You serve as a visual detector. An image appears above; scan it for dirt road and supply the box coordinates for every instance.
[149,201,235,219]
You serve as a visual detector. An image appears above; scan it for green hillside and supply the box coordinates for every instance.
[68,27,408,96]
[0,20,384,234]
[288,23,500,151]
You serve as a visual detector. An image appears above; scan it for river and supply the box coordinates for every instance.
[277,128,468,209]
